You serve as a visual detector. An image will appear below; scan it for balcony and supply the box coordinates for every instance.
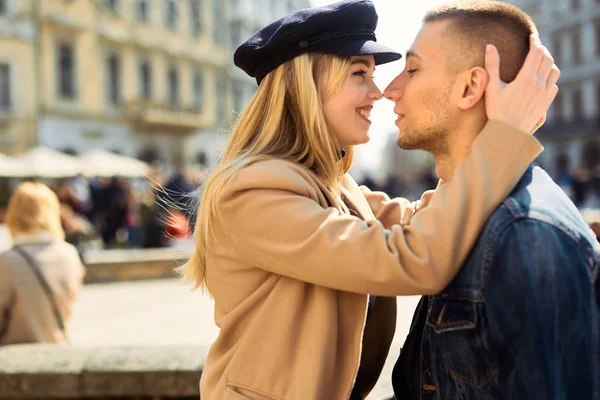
[538,117,600,139]
[125,99,206,133]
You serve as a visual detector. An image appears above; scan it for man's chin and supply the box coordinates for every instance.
[395,133,419,150]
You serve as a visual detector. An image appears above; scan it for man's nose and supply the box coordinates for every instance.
[384,77,402,101]
[384,84,401,101]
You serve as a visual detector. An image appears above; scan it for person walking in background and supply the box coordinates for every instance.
[179,0,558,398]
[0,182,85,345]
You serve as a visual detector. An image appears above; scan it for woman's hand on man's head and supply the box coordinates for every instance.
[484,34,560,135]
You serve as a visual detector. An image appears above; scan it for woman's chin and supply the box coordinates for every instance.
[344,135,370,147]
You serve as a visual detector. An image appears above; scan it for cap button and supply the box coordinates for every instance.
[299,40,309,48]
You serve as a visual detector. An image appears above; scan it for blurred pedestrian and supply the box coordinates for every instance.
[101,177,129,248]
[0,182,85,345]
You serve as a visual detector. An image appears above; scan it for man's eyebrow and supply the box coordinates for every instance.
[405,50,422,60]
[351,59,374,68]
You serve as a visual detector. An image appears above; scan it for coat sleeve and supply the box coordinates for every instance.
[360,186,438,228]
[217,120,543,296]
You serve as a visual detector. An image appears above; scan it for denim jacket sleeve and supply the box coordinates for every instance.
[484,219,598,400]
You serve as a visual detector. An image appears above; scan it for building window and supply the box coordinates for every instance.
[106,53,121,105]
[167,66,179,105]
[215,74,228,125]
[0,64,11,110]
[0,0,7,15]
[233,82,244,113]
[270,0,278,18]
[572,28,581,66]
[104,0,119,11]
[139,60,152,99]
[192,69,204,107]
[213,0,224,44]
[165,0,178,30]
[135,0,149,22]
[572,87,583,121]
[231,21,242,48]
[597,81,600,117]
[595,17,600,58]
[553,91,564,122]
[190,0,202,37]
[57,43,76,99]
[552,31,563,66]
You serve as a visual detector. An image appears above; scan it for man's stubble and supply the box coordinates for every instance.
[395,85,453,158]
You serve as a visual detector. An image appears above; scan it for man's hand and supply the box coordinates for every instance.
[484,34,560,135]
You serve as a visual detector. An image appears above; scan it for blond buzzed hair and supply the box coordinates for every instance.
[424,0,538,82]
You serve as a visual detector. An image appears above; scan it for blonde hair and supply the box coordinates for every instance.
[6,182,65,241]
[180,53,355,290]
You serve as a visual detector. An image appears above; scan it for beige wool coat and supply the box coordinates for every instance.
[0,234,85,345]
[200,121,543,400]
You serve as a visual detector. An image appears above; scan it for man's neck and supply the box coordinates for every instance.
[434,114,487,182]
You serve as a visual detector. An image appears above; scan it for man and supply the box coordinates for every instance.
[383,1,600,399]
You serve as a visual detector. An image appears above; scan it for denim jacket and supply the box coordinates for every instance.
[418,166,600,400]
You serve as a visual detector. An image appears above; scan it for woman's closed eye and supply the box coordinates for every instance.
[353,70,375,79]
[407,69,418,75]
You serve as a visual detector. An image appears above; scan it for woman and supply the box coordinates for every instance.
[180,1,557,399]
[0,182,85,345]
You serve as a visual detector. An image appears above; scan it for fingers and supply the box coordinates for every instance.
[531,114,546,135]
[484,44,500,86]
[547,64,561,90]
[537,45,554,82]
[516,34,544,82]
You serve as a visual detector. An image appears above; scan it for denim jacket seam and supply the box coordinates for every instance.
[478,207,519,291]
[497,199,597,276]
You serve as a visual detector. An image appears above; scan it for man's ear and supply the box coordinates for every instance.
[457,66,488,111]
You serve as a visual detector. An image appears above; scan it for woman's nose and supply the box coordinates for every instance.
[368,84,384,101]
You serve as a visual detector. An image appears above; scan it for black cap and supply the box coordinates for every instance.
[234,0,402,85]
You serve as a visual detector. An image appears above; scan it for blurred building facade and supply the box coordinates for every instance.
[0,0,231,168]
[228,0,311,115]
[507,0,600,177]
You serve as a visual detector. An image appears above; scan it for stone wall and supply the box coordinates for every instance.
[0,344,206,399]
[82,248,192,284]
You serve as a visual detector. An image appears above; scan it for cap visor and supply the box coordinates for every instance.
[313,39,402,65]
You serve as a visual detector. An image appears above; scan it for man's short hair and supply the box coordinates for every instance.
[424,0,538,82]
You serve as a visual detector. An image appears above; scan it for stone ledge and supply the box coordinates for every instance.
[0,344,207,399]
[83,248,193,265]
[82,248,193,284]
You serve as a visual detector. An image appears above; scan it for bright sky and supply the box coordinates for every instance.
[309,0,447,173]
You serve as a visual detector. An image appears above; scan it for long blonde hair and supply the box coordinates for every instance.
[6,181,65,241]
[180,53,356,290]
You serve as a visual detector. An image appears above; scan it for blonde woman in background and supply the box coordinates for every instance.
[180,1,559,399]
[0,182,85,345]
